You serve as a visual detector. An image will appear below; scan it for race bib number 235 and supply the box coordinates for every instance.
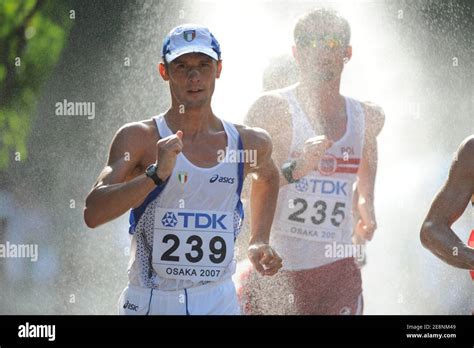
[278,177,351,242]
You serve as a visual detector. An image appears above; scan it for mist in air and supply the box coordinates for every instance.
[1,0,472,314]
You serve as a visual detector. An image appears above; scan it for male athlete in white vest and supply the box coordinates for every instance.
[239,8,384,315]
[84,24,282,315]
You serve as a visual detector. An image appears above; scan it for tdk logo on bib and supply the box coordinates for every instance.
[295,178,309,192]
[162,212,178,227]
[295,178,348,197]
[209,174,235,184]
[161,211,228,230]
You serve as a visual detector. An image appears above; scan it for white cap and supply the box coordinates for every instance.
[161,24,221,63]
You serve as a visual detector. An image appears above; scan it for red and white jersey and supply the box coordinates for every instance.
[271,87,366,270]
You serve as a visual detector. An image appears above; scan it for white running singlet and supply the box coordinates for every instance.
[271,87,366,270]
[125,114,244,291]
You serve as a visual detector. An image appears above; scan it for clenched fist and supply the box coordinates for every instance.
[294,135,333,179]
[156,130,184,180]
[248,242,283,276]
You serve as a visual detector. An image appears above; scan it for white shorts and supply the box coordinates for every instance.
[118,278,240,315]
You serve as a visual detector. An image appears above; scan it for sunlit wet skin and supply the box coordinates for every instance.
[108,118,228,177]
[93,53,228,210]
[420,135,474,270]
[165,53,218,109]
[93,115,270,213]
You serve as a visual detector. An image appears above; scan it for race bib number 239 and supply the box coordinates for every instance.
[152,208,234,282]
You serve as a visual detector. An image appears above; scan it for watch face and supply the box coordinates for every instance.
[146,164,156,176]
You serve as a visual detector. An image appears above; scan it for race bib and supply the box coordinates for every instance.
[152,208,234,282]
[277,176,351,242]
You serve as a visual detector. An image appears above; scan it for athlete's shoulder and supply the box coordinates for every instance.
[116,118,157,139]
[234,123,272,156]
[246,89,290,123]
[360,100,385,137]
[456,135,474,170]
[459,134,474,151]
[255,88,289,107]
[245,88,293,142]
[111,118,158,154]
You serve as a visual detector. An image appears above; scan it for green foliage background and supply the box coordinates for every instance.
[0,0,73,169]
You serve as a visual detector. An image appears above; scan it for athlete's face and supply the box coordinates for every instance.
[294,27,351,83]
[159,53,222,109]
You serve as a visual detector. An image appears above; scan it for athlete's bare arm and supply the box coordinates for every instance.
[237,124,283,275]
[354,103,385,241]
[420,136,474,269]
[84,122,156,228]
[244,93,297,187]
[84,121,183,228]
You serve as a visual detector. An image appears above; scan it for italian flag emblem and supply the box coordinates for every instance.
[183,30,196,42]
[177,171,188,184]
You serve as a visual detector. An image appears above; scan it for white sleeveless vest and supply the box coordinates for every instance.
[127,114,244,290]
[271,88,366,270]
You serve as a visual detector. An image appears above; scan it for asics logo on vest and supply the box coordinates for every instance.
[209,174,235,184]
[295,178,347,196]
[161,212,228,230]
[162,212,178,227]
[123,300,139,311]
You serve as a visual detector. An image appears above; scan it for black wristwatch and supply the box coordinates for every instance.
[145,163,164,186]
[281,160,299,184]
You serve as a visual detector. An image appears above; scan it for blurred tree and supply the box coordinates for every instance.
[0,0,74,170]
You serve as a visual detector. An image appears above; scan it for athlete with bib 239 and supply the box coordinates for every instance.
[84,24,282,315]
[239,8,385,315]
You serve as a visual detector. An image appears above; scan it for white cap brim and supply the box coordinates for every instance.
[165,45,219,63]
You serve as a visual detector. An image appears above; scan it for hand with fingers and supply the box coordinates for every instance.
[156,130,184,181]
[355,198,377,241]
[294,135,333,179]
[248,242,283,276]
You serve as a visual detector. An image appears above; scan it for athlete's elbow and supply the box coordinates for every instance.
[84,191,101,228]
[84,207,100,229]
[420,220,436,249]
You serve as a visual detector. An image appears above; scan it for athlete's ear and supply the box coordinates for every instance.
[292,45,300,65]
[215,60,223,78]
[344,45,352,62]
[159,62,170,81]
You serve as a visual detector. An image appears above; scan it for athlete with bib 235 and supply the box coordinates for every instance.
[84,24,282,315]
[421,136,474,274]
[239,8,385,315]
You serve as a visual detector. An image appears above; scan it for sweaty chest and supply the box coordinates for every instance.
[137,132,228,174]
[181,136,228,168]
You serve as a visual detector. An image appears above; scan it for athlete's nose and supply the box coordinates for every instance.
[187,68,201,83]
